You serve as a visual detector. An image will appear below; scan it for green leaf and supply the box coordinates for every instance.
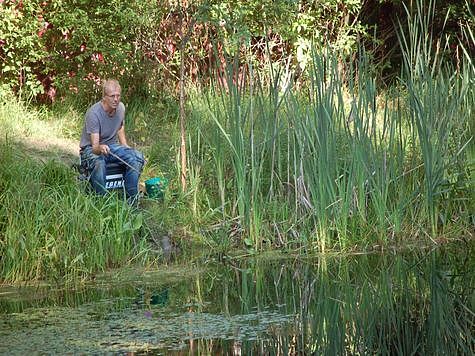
[132,213,143,230]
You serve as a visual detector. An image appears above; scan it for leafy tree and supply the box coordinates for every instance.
[1,0,472,100]
[0,0,47,96]
[1,0,149,100]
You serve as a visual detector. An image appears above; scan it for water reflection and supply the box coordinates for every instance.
[1,243,474,354]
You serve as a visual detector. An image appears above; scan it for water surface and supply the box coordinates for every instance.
[1,244,474,354]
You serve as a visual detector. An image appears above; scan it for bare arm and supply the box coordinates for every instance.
[90,133,110,155]
[117,125,129,147]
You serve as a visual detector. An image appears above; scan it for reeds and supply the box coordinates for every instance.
[398,0,474,235]
[187,1,474,250]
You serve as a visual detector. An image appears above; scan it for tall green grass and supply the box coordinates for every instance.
[185,3,474,250]
[0,141,149,283]
[0,95,151,283]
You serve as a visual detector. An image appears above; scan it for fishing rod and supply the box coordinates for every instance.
[109,151,141,174]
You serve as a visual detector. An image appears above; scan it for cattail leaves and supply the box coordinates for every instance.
[188,23,473,249]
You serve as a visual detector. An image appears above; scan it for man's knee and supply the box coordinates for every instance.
[135,151,145,169]
[92,158,106,174]
[128,149,144,171]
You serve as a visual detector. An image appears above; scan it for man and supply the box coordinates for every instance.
[79,79,144,204]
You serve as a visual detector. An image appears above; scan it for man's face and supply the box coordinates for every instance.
[104,86,121,110]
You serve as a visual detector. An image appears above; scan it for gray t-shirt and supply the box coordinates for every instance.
[79,101,125,148]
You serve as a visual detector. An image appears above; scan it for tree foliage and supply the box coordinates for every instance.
[0,0,47,96]
[0,0,472,100]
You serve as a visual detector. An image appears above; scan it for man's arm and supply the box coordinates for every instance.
[117,126,129,147]
[91,133,110,155]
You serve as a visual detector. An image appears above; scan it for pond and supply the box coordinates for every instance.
[1,243,474,355]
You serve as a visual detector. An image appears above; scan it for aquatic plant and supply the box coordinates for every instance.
[185,2,474,250]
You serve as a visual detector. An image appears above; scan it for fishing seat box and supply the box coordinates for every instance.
[103,162,126,190]
[79,158,125,191]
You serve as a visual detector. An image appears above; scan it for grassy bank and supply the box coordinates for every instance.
[0,50,473,283]
[0,96,148,283]
[0,91,202,284]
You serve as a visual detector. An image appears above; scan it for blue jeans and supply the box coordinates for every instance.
[80,144,144,204]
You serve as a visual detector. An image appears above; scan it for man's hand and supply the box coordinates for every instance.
[99,144,110,155]
[91,143,110,155]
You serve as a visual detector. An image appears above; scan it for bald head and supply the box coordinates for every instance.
[102,79,121,98]
[101,79,121,114]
